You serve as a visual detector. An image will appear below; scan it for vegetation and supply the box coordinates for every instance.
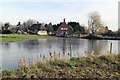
[0,34,67,43]
[0,34,85,43]
[0,34,120,43]
[82,34,120,40]
[2,53,120,79]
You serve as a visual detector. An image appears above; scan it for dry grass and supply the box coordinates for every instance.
[2,51,120,79]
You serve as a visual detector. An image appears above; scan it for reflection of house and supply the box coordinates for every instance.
[56,19,72,36]
[37,24,47,36]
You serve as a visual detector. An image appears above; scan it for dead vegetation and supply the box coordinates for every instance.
[2,52,120,79]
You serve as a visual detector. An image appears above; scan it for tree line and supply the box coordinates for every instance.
[0,11,120,37]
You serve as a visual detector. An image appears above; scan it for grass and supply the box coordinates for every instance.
[0,34,119,43]
[2,53,120,79]
[0,34,84,43]
[0,34,67,42]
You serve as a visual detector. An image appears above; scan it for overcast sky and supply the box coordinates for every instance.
[0,0,119,31]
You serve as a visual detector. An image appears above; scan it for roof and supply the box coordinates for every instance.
[58,19,69,29]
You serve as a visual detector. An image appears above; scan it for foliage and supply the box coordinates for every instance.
[4,23,10,30]
[46,23,53,32]
[66,61,74,69]
[68,22,85,34]
[68,25,74,33]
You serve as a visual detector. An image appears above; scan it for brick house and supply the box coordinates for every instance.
[56,19,72,36]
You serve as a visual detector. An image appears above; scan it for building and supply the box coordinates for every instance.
[48,31,56,36]
[56,19,72,36]
[37,24,47,36]
[29,23,47,35]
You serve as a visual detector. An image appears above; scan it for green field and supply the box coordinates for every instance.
[0,34,67,43]
[2,54,120,78]
[0,34,120,43]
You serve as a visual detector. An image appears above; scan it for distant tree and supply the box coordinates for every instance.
[11,29,17,34]
[81,25,89,33]
[68,22,77,32]
[98,26,109,34]
[68,25,74,33]
[68,22,85,33]
[107,30,113,36]
[88,11,103,35]
[25,19,36,31]
[4,23,10,30]
[52,24,59,31]
[0,21,3,30]
[46,23,53,32]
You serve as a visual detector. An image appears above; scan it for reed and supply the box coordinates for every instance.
[3,53,120,78]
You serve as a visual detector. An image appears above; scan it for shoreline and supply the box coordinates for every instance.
[2,54,120,78]
[0,34,120,43]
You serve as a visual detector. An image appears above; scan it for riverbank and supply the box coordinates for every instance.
[82,34,120,40]
[0,34,120,43]
[0,34,67,42]
[2,54,120,79]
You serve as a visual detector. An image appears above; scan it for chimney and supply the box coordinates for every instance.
[63,18,65,23]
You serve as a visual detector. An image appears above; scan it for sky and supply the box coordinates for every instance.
[0,0,120,31]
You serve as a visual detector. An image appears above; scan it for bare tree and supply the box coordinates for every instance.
[88,11,103,35]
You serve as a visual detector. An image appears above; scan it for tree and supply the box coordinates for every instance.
[88,11,103,35]
[68,22,85,33]
[4,23,10,30]
[68,25,74,33]
[52,24,59,31]
[98,26,109,34]
[46,23,53,32]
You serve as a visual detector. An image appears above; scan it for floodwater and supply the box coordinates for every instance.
[0,39,120,70]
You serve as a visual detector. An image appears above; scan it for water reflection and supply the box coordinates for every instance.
[1,39,119,70]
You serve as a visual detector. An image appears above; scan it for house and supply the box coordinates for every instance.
[56,19,72,36]
[37,24,47,36]
[28,23,47,35]
[48,31,56,36]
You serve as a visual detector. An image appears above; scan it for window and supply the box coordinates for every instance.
[61,28,63,30]
[60,32,63,34]
[66,32,69,34]
[66,28,68,30]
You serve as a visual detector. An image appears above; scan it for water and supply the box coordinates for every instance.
[0,39,119,70]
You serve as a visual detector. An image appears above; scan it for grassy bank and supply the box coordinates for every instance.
[0,34,120,43]
[0,34,67,43]
[82,35,120,40]
[2,54,120,79]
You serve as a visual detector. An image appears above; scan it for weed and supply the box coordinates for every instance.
[99,55,109,61]
[116,73,120,76]
[30,65,36,70]
[66,61,74,69]
[70,57,78,62]
[3,70,13,76]
[93,57,100,62]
